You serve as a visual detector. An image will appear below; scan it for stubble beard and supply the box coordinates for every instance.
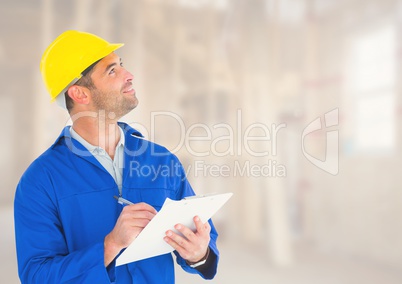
[92,88,138,120]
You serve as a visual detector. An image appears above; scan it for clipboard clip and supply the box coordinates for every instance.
[183,193,217,200]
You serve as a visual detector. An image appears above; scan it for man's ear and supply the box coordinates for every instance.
[66,85,90,105]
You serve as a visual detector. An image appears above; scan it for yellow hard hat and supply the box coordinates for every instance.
[40,30,124,101]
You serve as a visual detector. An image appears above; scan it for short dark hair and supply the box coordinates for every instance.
[64,59,101,112]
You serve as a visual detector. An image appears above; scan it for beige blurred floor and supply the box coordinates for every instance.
[2,206,401,284]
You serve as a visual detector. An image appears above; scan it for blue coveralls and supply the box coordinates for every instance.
[14,122,219,283]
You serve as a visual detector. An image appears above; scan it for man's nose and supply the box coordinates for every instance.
[124,69,134,82]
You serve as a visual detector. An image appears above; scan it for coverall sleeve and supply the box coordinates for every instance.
[14,176,115,283]
[173,160,220,280]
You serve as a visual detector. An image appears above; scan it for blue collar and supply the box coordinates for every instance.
[51,122,143,150]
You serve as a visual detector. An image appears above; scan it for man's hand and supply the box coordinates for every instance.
[104,203,157,266]
[164,216,211,264]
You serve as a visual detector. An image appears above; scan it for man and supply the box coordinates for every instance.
[14,30,219,283]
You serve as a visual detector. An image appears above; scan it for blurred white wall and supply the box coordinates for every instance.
[1,0,402,283]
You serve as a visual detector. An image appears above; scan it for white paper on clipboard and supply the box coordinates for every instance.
[116,192,233,266]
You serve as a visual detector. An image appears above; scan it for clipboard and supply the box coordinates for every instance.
[116,192,233,266]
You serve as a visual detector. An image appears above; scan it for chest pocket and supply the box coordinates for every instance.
[126,187,177,211]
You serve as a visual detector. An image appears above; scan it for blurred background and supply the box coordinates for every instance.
[1,0,402,283]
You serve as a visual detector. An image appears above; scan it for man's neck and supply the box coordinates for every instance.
[71,114,121,159]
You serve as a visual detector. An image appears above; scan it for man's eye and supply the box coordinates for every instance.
[109,68,115,75]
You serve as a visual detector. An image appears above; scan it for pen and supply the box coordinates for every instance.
[113,195,134,206]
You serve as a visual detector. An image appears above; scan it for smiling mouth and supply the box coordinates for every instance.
[123,85,135,94]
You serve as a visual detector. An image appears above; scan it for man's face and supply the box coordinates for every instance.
[88,52,138,118]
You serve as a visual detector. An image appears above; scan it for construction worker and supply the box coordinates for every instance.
[14,30,219,283]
